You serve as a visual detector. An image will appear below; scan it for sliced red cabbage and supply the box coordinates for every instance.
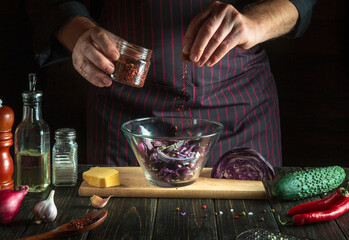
[211,148,275,181]
[137,139,211,183]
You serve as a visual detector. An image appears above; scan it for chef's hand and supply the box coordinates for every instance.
[72,27,122,87]
[55,17,122,87]
[181,0,298,67]
[180,1,254,67]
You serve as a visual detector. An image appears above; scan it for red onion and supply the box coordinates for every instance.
[0,185,29,225]
[211,148,275,181]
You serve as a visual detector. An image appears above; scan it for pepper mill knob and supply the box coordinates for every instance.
[0,99,15,190]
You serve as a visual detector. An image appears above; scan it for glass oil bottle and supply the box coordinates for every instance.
[15,73,51,192]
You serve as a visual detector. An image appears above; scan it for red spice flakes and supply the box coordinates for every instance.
[202,205,207,209]
[112,56,150,87]
[68,216,100,229]
[234,215,239,219]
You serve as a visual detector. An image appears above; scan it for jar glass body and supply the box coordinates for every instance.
[110,40,152,87]
[52,129,78,186]
[15,97,51,193]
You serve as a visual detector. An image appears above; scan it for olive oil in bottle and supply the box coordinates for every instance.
[16,150,50,191]
[15,73,51,192]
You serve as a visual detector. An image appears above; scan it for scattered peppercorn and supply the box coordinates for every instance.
[34,220,42,225]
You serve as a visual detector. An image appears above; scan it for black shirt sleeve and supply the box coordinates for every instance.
[286,0,319,38]
[26,0,91,66]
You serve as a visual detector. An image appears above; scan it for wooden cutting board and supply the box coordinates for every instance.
[78,167,266,199]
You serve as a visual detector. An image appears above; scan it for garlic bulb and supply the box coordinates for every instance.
[33,190,57,222]
[90,195,111,208]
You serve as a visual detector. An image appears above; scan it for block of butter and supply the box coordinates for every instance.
[83,167,120,187]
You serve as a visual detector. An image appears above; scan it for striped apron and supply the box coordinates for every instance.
[86,0,282,167]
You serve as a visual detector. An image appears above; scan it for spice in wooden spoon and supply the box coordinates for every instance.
[17,210,108,240]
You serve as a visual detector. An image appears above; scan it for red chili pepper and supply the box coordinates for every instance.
[287,187,349,215]
[279,198,349,226]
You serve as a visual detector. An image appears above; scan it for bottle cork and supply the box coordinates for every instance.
[0,99,15,190]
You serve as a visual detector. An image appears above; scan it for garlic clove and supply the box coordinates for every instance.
[90,195,112,208]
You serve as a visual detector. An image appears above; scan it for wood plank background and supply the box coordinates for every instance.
[0,0,348,167]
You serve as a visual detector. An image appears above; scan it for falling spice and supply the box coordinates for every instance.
[219,211,223,215]
[202,205,207,209]
[214,212,218,216]
[175,88,189,111]
[230,209,234,212]
[234,215,239,219]
[176,207,180,211]
[170,125,178,137]
[271,209,276,213]
[248,212,254,216]
[261,217,265,221]
[241,211,246,216]
[174,64,189,113]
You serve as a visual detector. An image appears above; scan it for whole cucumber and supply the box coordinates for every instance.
[272,166,346,200]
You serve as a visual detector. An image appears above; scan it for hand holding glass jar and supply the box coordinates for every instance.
[67,24,151,88]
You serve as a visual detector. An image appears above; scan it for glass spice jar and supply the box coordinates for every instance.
[109,40,152,87]
[52,128,78,186]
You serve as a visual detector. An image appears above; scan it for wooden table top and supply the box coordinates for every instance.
[1,165,348,240]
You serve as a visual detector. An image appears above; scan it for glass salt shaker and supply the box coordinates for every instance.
[52,128,78,186]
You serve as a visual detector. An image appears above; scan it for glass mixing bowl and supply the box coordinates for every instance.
[121,117,223,187]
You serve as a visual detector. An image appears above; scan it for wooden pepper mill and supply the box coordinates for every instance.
[0,99,15,190]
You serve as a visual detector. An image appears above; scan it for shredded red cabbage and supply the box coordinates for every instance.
[137,139,210,183]
[211,148,275,181]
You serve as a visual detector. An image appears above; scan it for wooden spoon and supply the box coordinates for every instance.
[18,210,108,240]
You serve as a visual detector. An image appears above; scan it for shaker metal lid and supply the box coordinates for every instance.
[55,128,76,139]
